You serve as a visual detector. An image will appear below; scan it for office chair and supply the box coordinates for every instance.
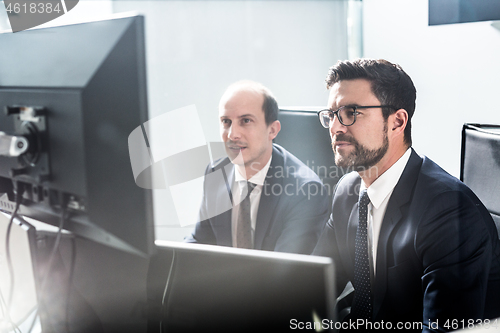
[274,109,346,208]
[274,109,356,320]
[460,123,500,238]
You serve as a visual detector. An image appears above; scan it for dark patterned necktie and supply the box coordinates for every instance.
[351,189,373,320]
[236,182,256,249]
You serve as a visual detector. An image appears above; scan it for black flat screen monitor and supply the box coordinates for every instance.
[148,241,336,332]
[0,15,154,256]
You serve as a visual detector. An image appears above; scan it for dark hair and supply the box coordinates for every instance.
[261,87,279,125]
[326,59,416,146]
[223,80,279,126]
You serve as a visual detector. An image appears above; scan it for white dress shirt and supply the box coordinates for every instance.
[360,148,411,275]
[231,156,272,248]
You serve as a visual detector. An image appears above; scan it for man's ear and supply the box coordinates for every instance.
[268,120,281,140]
[390,109,408,138]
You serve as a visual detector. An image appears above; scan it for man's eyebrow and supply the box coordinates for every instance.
[219,114,257,120]
[238,114,256,119]
[328,103,358,110]
[339,103,361,108]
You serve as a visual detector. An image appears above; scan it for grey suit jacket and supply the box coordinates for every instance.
[186,144,330,254]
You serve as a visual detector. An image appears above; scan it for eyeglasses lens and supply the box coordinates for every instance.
[339,107,356,126]
[319,107,356,128]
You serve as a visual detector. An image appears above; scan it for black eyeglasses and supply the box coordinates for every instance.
[317,105,396,128]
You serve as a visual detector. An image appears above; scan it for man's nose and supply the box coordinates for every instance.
[228,124,241,141]
[329,113,347,137]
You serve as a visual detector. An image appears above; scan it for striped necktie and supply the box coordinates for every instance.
[236,182,256,249]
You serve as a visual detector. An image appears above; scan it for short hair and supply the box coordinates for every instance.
[326,59,416,146]
[221,80,279,126]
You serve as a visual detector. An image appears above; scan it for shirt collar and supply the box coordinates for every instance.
[360,148,412,209]
[234,155,272,186]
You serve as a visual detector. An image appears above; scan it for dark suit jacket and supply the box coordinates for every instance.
[185,144,330,254]
[314,149,500,331]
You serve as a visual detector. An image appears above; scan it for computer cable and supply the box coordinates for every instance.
[159,249,176,333]
[5,183,24,308]
[2,182,25,333]
[65,235,77,333]
[27,203,68,333]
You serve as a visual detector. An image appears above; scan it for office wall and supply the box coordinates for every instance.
[112,1,351,241]
[363,0,500,177]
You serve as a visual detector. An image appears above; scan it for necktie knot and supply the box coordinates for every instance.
[247,181,256,192]
[241,181,256,198]
[359,189,370,209]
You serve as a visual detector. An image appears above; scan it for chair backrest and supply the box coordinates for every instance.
[461,123,500,238]
[274,109,346,206]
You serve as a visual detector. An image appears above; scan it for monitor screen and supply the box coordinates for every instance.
[148,241,336,332]
[0,15,154,256]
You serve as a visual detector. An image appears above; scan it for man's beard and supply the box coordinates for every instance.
[332,124,389,172]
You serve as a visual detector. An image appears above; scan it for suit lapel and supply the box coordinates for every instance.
[372,149,423,318]
[254,147,283,250]
[346,201,360,270]
[211,161,235,247]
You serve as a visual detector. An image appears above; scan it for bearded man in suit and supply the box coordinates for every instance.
[313,59,500,332]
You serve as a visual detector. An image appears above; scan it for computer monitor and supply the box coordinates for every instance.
[0,15,154,256]
[429,0,500,25]
[147,241,336,332]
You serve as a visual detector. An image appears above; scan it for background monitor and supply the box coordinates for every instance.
[147,241,336,332]
[429,0,500,25]
[0,15,154,256]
